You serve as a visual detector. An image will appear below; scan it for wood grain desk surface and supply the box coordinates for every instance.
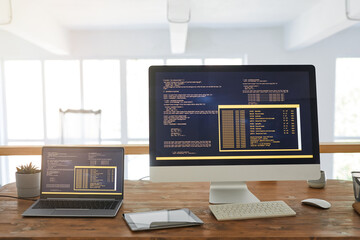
[0,180,359,239]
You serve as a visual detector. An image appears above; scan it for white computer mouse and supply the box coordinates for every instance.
[301,198,331,209]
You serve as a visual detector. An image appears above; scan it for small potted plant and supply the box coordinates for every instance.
[15,162,41,198]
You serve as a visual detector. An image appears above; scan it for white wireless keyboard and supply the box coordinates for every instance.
[209,200,296,221]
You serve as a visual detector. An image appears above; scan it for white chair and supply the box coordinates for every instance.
[59,109,101,144]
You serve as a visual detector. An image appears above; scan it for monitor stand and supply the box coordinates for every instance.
[209,181,260,204]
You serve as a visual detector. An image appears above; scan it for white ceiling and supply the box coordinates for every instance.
[39,0,320,30]
[1,0,359,54]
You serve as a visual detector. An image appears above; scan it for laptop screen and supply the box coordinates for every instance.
[41,147,124,197]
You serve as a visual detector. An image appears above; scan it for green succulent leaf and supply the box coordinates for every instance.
[16,162,41,174]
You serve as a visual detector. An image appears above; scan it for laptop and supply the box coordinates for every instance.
[22,146,124,217]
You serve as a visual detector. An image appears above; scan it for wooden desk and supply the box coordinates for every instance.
[0,180,359,239]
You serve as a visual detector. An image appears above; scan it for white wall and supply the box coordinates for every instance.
[0,30,56,59]
[1,26,360,177]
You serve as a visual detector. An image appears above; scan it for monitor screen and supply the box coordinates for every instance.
[41,147,124,197]
[149,65,319,168]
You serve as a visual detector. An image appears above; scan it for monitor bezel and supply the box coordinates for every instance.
[149,65,320,167]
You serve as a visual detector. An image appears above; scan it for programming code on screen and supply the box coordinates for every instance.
[218,105,301,151]
[153,71,314,164]
[41,148,122,195]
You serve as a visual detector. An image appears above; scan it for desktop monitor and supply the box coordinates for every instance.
[149,65,320,204]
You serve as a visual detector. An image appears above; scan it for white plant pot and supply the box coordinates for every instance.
[15,172,41,198]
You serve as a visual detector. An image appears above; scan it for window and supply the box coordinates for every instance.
[335,58,360,138]
[334,58,360,180]
[83,60,121,141]
[204,58,243,65]
[4,61,43,141]
[44,60,81,141]
[166,59,202,65]
[126,59,164,140]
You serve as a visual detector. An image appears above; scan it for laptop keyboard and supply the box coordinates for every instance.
[33,200,119,209]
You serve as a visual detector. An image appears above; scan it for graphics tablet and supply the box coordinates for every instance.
[123,208,203,231]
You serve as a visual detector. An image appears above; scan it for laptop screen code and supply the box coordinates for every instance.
[41,147,123,195]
